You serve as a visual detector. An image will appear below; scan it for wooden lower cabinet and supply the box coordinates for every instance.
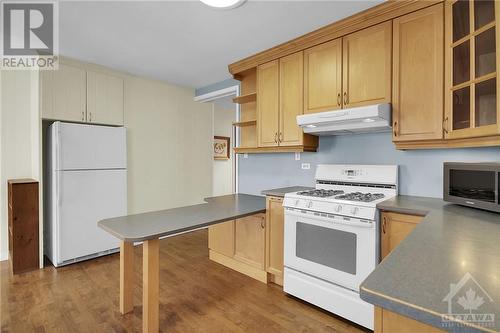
[208,213,268,283]
[380,211,423,258]
[208,197,285,286]
[234,214,266,269]
[376,212,445,332]
[375,306,445,333]
[208,220,234,258]
[265,196,284,285]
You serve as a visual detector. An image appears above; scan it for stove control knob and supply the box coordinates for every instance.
[351,207,360,215]
[295,199,300,207]
[335,205,342,213]
[307,201,313,208]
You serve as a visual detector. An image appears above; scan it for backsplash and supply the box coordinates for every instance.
[238,132,500,198]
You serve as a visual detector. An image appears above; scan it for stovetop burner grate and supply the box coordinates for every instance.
[296,189,345,198]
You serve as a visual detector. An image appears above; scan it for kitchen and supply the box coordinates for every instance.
[1,1,500,333]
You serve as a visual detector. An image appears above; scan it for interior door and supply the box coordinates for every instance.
[304,39,343,114]
[257,60,279,147]
[57,169,126,263]
[279,52,304,146]
[342,21,392,108]
[392,4,444,141]
[87,71,124,126]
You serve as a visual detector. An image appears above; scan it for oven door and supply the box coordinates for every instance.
[284,208,378,292]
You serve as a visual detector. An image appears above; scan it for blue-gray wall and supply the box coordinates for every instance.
[238,132,500,198]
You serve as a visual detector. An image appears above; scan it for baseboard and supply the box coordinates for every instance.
[209,250,268,284]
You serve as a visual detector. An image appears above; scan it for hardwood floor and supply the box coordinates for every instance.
[1,229,370,333]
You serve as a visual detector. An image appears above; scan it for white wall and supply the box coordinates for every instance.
[124,75,213,214]
[0,64,214,262]
[212,104,235,196]
[0,70,40,261]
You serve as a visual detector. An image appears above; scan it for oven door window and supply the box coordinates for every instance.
[296,222,357,275]
[449,169,496,203]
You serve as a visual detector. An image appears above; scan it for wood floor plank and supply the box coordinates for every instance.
[0,229,369,333]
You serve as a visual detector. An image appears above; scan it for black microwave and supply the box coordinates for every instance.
[444,162,500,213]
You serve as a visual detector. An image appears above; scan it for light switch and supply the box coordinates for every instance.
[243,153,248,158]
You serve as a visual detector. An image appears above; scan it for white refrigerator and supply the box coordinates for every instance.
[45,122,127,267]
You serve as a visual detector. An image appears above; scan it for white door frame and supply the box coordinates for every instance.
[194,85,240,194]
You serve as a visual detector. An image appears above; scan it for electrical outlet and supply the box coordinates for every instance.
[295,152,301,161]
[301,163,310,170]
[243,153,248,158]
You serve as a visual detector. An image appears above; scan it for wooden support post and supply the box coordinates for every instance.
[143,238,159,333]
[120,241,134,314]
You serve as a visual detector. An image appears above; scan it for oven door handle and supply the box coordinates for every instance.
[332,219,373,228]
[285,209,374,229]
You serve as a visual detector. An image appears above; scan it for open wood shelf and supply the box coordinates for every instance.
[234,145,317,154]
[232,93,256,104]
[232,120,257,127]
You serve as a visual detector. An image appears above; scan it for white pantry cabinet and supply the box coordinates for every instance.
[41,62,124,126]
[87,71,124,126]
[41,64,87,122]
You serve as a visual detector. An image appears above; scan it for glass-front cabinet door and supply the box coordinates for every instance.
[445,0,499,139]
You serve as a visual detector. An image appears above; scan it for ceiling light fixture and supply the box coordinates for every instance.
[200,0,246,9]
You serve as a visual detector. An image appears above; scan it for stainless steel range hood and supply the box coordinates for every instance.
[297,103,392,135]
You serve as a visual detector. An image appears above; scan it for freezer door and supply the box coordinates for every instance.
[56,169,126,263]
[51,121,126,170]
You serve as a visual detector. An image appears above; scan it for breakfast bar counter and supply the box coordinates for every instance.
[98,193,266,333]
[360,195,500,333]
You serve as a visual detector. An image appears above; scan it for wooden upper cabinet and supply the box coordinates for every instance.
[444,0,499,139]
[265,196,284,278]
[280,52,304,146]
[393,4,444,142]
[304,39,343,114]
[87,71,124,126]
[257,60,280,147]
[342,21,392,108]
[41,64,87,122]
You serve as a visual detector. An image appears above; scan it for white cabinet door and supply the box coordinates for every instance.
[41,64,87,122]
[57,169,126,263]
[87,71,124,126]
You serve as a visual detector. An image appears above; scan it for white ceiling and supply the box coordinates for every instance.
[59,0,383,89]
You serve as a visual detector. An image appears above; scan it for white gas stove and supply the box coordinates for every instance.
[283,164,398,330]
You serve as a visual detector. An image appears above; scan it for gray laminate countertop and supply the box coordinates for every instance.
[261,186,313,198]
[98,194,266,242]
[360,195,500,333]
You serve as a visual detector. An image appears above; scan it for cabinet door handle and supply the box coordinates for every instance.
[382,217,387,234]
[279,132,283,142]
[337,92,341,107]
[343,92,348,105]
[89,112,92,122]
[81,111,85,122]
[443,117,449,134]
[393,121,398,137]
[260,218,265,229]
[274,132,278,143]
